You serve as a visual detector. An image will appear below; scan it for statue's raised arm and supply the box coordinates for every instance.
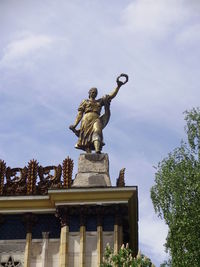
[108,73,129,100]
[69,73,129,154]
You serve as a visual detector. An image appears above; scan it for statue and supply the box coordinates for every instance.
[69,74,128,153]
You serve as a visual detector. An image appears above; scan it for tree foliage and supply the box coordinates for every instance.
[151,108,200,267]
[100,244,154,267]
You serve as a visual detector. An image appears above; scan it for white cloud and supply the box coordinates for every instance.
[0,33,54,67]
[121,0,191,38]
[140,215,168,260]
[139,198,169,261]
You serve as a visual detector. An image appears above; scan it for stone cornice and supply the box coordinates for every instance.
[0,187,137,213]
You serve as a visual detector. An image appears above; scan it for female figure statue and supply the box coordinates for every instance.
[69,74,128,153]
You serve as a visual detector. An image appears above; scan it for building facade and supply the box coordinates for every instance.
[0,155,138,267]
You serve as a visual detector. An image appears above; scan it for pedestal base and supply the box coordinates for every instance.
[72,153,111,187]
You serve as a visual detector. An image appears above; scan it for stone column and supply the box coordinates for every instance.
[96,207,103,266]
[56,207,69,267]
[24,233,32,267]
[23,213,37,267]
[41,232,49,267]
[79,207,86,267]
[118,224,123,249]
[114,206,123,254]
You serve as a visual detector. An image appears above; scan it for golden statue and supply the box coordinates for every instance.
[69,74,128,153]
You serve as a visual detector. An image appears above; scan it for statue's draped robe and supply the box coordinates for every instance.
[75,97,110,151]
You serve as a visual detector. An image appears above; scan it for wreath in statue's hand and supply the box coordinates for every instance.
[116,73,129,87]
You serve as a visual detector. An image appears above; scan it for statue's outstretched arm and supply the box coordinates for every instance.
[108,85,121,100]
[70,111,83,129]
[108,74,128,100]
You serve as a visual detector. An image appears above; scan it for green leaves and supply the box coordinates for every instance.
[151,108,200,267]
[184,107,200,159]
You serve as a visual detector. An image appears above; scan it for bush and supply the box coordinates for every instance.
[100,243,155,267]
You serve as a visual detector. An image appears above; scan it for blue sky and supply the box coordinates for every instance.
[0,0,200,265]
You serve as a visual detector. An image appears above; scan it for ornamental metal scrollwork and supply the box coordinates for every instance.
[0,160,6,195]
[116,168,125,187]
[0,156,73,196]
[62,157,73,188]
[5,167,27,195]
[38,165,62,194]
[27,159,38,195]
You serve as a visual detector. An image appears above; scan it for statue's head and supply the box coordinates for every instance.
[88,87,98,99]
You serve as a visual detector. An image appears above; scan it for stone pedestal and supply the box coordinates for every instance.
[72,153,111,187]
